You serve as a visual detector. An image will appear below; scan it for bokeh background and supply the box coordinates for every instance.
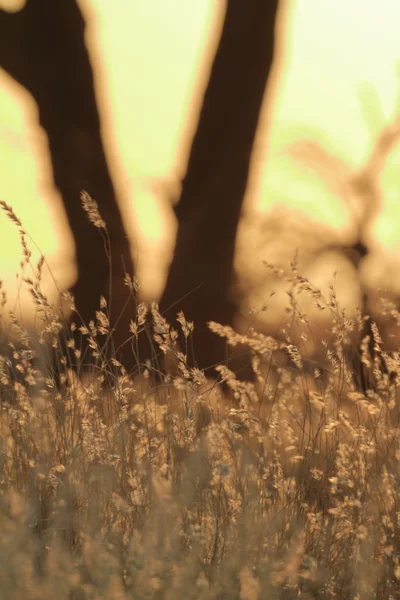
[1,0,400,349]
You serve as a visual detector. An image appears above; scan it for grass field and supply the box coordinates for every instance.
[1,203,400,599]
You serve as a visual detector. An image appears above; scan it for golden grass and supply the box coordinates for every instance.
[1,199,400,598]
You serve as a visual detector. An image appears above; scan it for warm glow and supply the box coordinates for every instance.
[1,0,400,329]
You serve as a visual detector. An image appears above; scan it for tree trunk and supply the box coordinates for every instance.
[0,0,135,371]
[160,0,279,377]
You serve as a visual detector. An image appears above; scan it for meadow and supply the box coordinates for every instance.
[1,200,400,599]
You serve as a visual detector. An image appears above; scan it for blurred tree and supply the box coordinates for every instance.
[279,96,400,393]
[160,0,279,378]
[0,0,279,382]
[0,0,137,372]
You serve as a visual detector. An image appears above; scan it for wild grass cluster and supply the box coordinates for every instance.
[1,198,400,599]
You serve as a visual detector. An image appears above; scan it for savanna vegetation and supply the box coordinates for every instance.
[2,3,400,597]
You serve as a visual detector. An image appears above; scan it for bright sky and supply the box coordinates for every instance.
[1,0,400,330]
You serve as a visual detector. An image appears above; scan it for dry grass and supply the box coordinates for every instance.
[1,200,400,599]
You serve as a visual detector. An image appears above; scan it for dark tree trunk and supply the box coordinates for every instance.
[0,0,135,371]
[160,0,279,377]
[348,241,390,394]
